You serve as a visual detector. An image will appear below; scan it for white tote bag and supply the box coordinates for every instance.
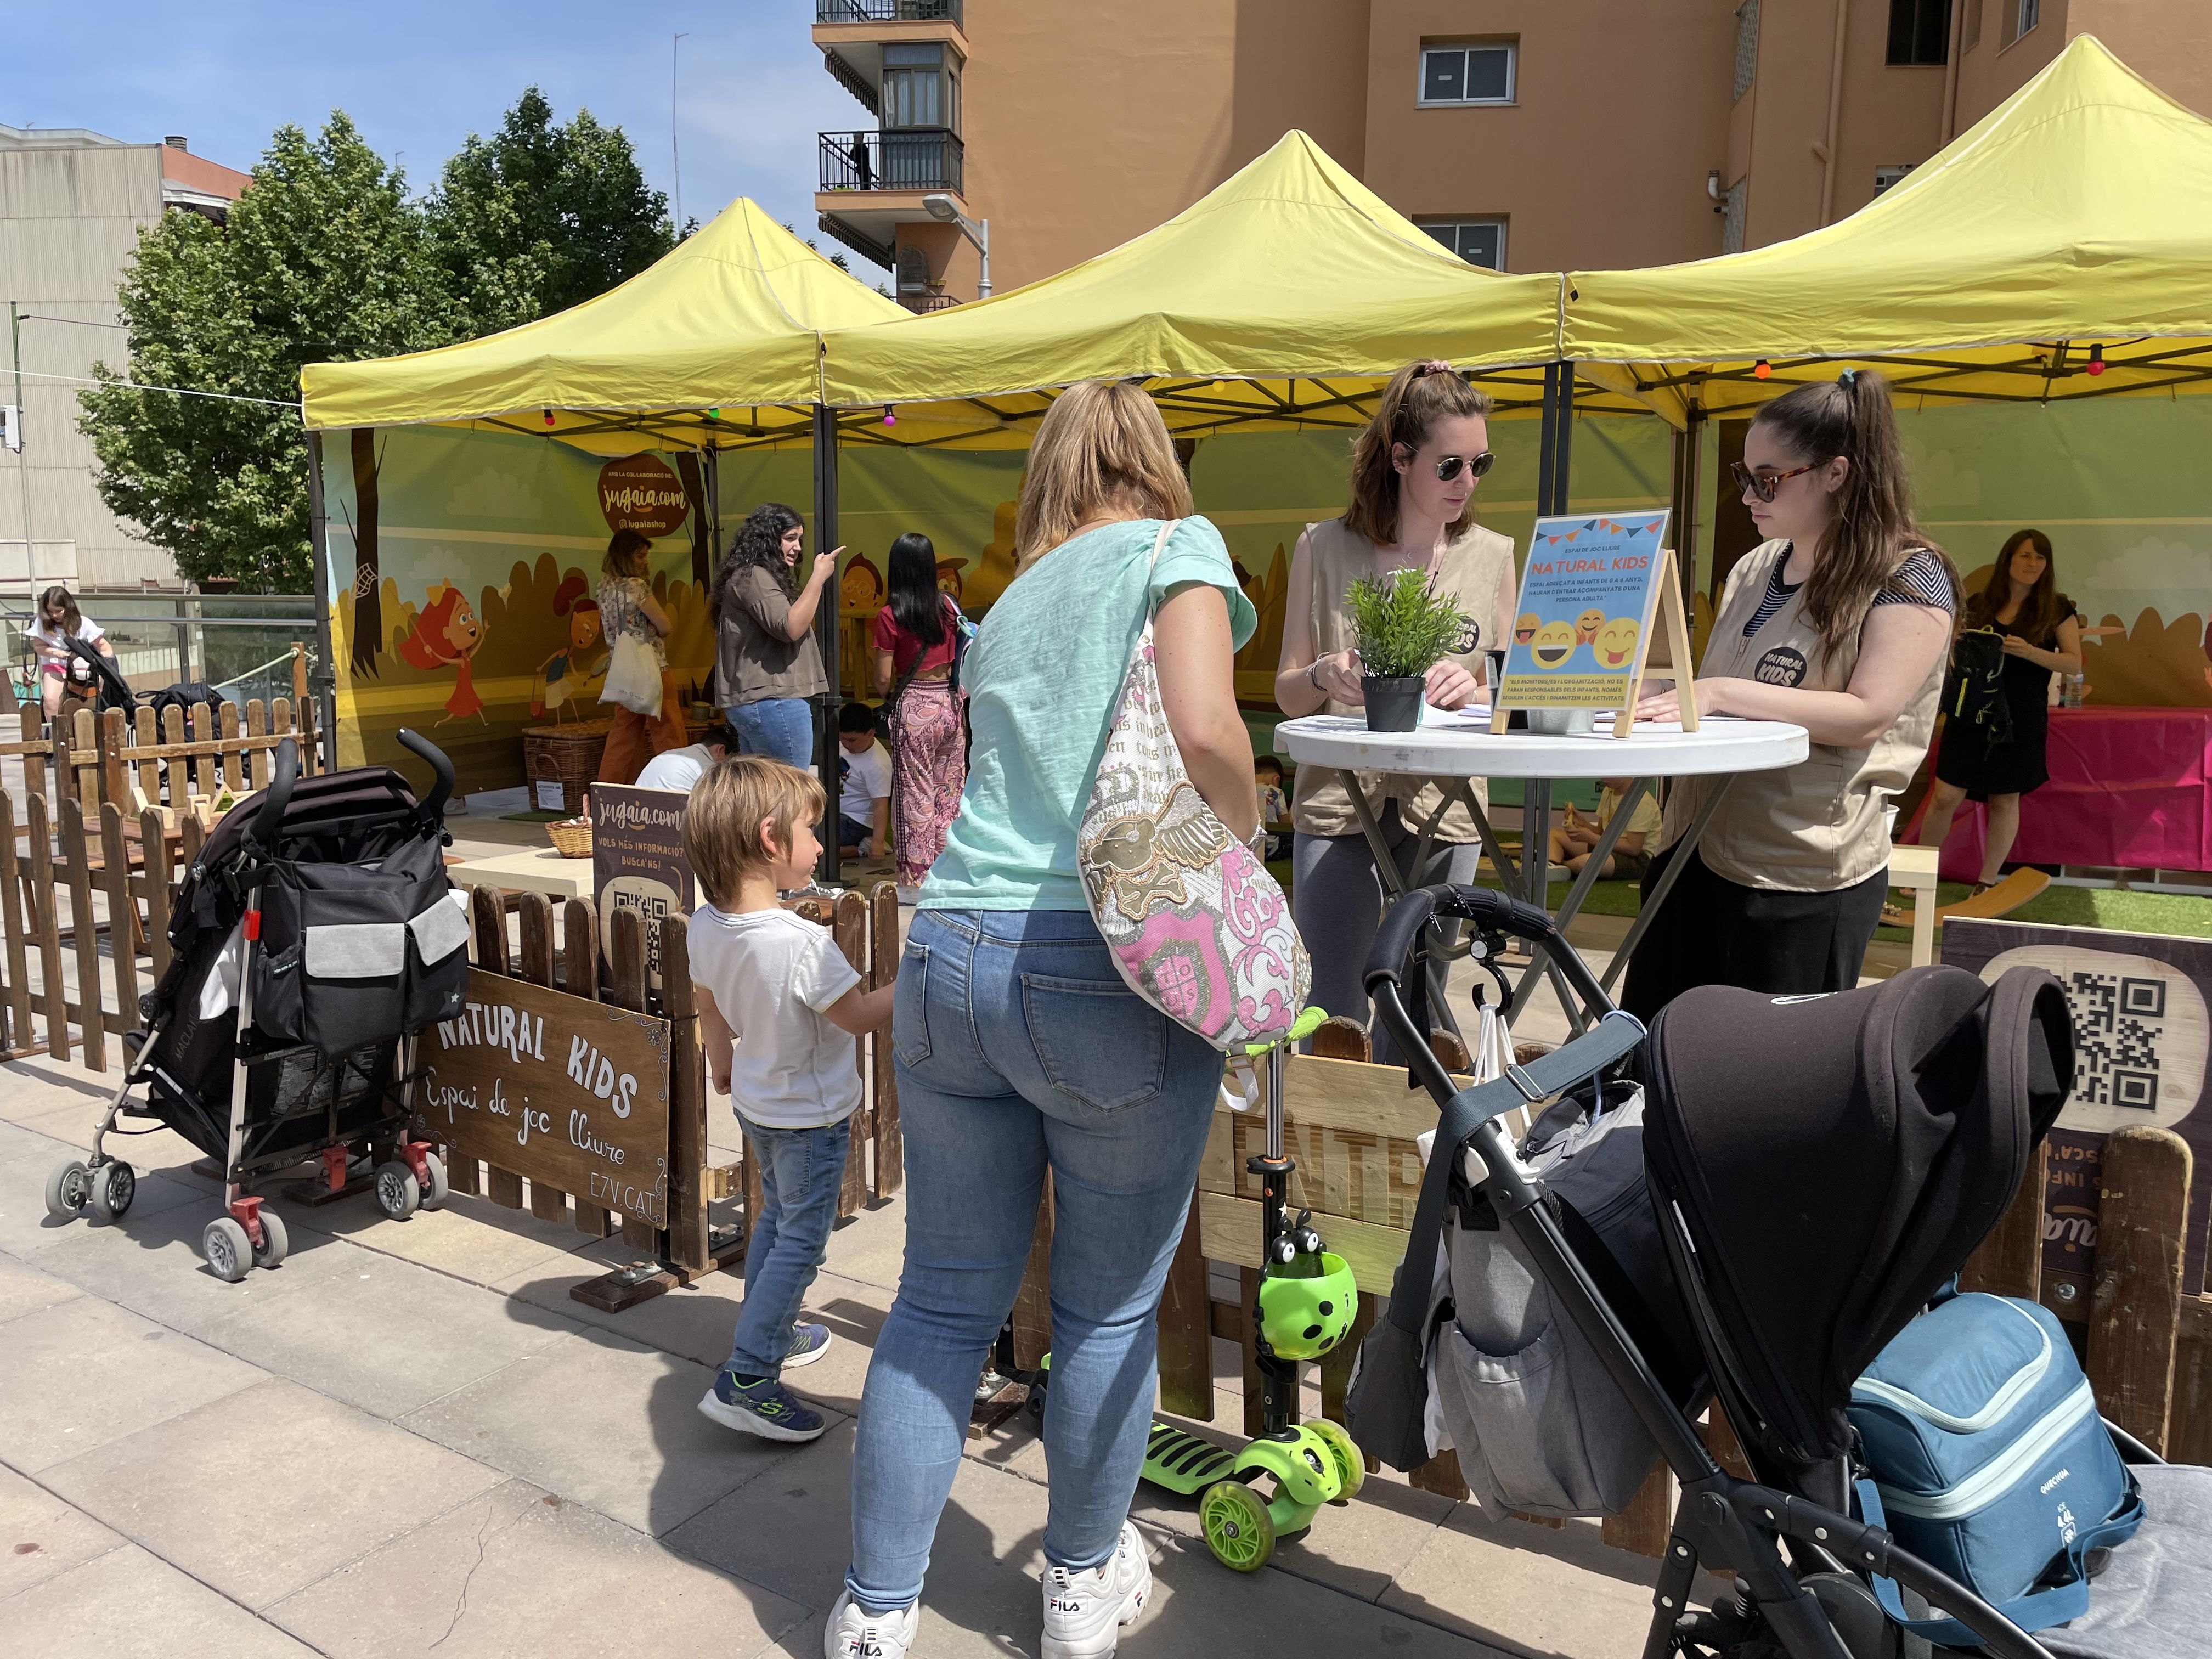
[599,634,663,718]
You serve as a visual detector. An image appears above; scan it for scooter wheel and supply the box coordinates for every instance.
[418,1152,450,1211]
[89,1161,136,1223]
[44,1159,92,1221]
[1306,1419,1364,1505]
[203,1216,252,1282]
[252,1209,289,1269]
[1198,1479,1274,1572]
[374,1160,421,1221]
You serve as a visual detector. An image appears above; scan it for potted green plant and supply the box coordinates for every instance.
[1345,568,1474,733]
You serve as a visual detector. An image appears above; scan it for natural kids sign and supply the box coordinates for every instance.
[414,970,673,1231]
[1491,510,1696,738]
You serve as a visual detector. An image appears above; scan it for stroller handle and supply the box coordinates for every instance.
[252,737,298,848]
[397,727,455,820]
[1364,883,1616,1054]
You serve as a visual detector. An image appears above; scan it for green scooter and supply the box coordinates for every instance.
[1029,1007,1364,1572]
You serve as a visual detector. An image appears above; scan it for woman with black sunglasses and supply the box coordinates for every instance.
[1622,369,1959,1021]
[1274,358,1515,1051]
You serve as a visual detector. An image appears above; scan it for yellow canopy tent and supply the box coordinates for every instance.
[1564,36,2212,425]
[815,129,1572,450]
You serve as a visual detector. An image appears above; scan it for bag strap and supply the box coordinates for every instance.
[1854,1476,2144,1646]
[1384,1011,1646,1337]
[890,595,969,709]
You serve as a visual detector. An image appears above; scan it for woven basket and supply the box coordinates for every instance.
[523,719,614,816]
[546,817,593,859]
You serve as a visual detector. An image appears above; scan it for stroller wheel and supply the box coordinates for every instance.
[203,1216,253,1282]
[374,1160,422,1221]
[418,1152,450,1211]
[44,1159,92,1221]
[89,1162,136,1223]
[1198,1479,1275,1572]
[1306,1418,1364,1505]
[252,1210,290,1269]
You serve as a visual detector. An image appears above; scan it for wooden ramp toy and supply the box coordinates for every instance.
[1888,867,2052,932]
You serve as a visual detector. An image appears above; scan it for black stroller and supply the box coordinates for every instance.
[1361,884,2204,1659]
[43,730,474,1281]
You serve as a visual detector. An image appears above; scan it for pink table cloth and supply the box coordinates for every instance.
[1908,706,2212,882]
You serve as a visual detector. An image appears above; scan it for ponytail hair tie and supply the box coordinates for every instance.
[1410,359,1456,380]
[1838,368,1858,388]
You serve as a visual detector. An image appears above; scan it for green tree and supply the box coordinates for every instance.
[427,88,674,329]
[77,114,461,592]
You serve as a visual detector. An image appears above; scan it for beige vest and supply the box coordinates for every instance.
[1662,538,1943,892]
[1290,517,1515,843]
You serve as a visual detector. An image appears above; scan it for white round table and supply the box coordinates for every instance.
[1273,712,1809,1022]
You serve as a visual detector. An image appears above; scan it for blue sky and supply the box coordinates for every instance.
[3,2,872,264]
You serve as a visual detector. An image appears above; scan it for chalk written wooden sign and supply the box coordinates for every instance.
[1944,918,2212,1302]
[413,969,673,1231]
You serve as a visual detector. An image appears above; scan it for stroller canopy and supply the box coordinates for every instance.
[1643,965,2072,1466]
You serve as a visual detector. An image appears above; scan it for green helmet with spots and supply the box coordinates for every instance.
[1254,1251,1357,1361]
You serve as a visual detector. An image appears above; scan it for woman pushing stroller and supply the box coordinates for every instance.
[24,585,116,726]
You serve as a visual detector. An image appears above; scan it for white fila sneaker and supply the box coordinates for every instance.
[823,1590,917,1659]
[1040,1520,1153,1659]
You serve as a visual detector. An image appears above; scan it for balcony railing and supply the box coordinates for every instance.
[898,292,960,314]
[816,0,962,24]
[820,128,963,195]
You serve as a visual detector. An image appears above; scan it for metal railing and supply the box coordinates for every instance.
[898,292,960,313]
[819,128,964,194]
[816,0,962,25]
[4,590,318,713]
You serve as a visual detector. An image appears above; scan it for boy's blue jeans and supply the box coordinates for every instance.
[844,908,1219,1615]
[725,1113,851,1378]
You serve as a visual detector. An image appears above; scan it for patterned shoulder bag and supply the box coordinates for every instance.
[1076,521,1310,1049]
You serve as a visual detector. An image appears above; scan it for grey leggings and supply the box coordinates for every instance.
[1293,806,1480,1060]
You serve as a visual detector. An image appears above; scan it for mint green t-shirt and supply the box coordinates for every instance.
[921,517,1257,912]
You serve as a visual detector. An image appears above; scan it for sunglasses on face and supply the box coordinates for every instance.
[1434,451,1495,483]
[1729,459,1824,503]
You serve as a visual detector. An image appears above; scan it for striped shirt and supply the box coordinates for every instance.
[1742,545,1954,639]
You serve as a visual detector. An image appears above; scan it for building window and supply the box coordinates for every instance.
[1420,219,1507,271]
[883,42,957,130]
[1721,177,1748,254]
[1963,0,1983,52]
[1419,43,1515,106]
[1886,0,1951,65]
[2004,0,2038,44]
[1733,2,1760,103]
[1873,163,1917,194]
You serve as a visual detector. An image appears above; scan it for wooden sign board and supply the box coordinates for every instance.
[1944,918,2212,1306]
[592,783,694,989]
[414,968,673,1232]
[1491,510,1698,739]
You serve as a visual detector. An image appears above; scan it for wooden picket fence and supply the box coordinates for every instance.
[445,880,904,1309]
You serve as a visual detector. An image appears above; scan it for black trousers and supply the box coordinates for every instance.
[1621,843,1889,1024]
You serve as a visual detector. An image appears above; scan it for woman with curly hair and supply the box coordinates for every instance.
[713,502,838,770]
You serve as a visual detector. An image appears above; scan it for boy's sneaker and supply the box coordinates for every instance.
[785,1322,833,1368]
[824,1590,917,1659]
[697,1369,827,1443]
[1040,1521,1152,1659]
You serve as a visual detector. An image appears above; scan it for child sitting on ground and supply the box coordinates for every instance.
[685,757,895,1443]
[1255,755,1292,861]
[1547,777,1660,881]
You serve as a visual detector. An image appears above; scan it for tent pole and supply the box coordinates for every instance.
[1538,363,1576,518]
[812,403,841,885]
[1536,363,1560,518]
[305,428,337,771]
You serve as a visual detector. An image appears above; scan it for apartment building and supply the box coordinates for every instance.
[1,126,248,591]
[812,1,2212,305]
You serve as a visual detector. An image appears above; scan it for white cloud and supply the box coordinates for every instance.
[2070,536,2212,625]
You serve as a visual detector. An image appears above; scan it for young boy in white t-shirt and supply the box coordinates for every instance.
[684,758,894,1442]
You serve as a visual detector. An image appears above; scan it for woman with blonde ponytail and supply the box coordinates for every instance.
[1623,369,1958,1020]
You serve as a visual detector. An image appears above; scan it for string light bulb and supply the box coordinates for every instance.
[706,407,721,420]
[2086,345,2107,377]
[883,404,898,427]
[541,408,555,427]
[1753,359,1771,380]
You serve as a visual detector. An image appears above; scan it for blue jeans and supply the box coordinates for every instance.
[725,1114,851,1378]
[845,909,1220,1613]
[728,697,815,770]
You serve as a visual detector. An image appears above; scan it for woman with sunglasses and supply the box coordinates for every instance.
[1274,358,1515,1047]
[1622,369,1958,1021]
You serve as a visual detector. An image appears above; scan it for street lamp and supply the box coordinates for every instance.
[921,193,990,300]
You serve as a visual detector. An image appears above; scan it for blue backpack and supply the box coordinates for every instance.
[1850,1288,2143,1646]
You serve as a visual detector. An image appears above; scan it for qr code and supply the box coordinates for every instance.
[2065,970,2166,1111]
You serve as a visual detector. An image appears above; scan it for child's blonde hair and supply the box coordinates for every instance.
[682,756,823,909]
[1012,380,1192,569]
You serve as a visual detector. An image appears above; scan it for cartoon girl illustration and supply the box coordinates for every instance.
[531,574,608,720]
[397,583,488,725]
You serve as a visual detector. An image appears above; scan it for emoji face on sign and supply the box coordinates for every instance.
[1576,608,1605,645]
[1530,621,1578,668]
[1594,617,1641,669]
[1514,613,1538,645]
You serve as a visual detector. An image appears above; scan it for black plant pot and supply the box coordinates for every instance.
[1361,675,1425,733]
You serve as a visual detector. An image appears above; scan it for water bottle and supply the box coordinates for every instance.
[2062,673,2085,709]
